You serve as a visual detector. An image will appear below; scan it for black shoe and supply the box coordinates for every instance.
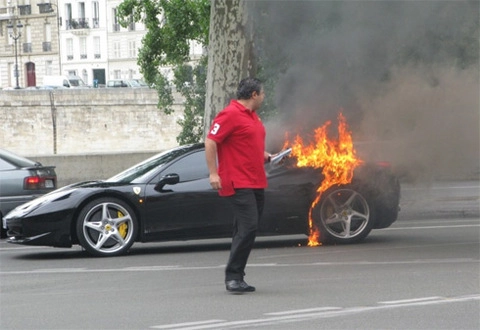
[225,280,256,293]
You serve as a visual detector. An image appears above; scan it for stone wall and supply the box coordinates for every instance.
[0,88,183,156]
[31,152,159,187]
[1,88,186,187]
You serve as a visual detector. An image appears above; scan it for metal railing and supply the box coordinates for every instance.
[18,5,31,15]
[23,42,32,53]
[43,42,52,52]
[66,18,90,30]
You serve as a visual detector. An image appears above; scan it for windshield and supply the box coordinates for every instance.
[128,80,141,87]
[69,78,86,86]
[106,144,202,183]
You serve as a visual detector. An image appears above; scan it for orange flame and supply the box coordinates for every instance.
[284,112,362,246]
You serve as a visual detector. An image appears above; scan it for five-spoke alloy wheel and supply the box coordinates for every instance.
[313,186,374,244]
[76,197,138,256]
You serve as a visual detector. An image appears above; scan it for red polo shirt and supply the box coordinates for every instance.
[207,100,267,196]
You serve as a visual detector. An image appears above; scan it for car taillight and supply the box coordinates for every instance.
[24,176,44,190]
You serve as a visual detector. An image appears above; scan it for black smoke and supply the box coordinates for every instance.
[248,0,479,181]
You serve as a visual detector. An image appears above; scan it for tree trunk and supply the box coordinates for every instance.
[203,0,256,137]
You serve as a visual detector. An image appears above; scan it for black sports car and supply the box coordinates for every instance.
[5,143,400,257]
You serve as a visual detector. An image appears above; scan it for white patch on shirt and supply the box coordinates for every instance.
[210,123,220,135]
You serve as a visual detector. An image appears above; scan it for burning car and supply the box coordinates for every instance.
[5,116,400,256]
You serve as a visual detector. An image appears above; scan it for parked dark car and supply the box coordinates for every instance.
[0,149,57,237]
[5,143,400,256]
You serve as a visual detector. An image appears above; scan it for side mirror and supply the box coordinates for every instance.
[154,173,179,192]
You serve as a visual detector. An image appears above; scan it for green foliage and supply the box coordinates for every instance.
[175,57,208,145]
[117,0,210,143]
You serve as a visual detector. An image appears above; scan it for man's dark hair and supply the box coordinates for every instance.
[236,77,262,100]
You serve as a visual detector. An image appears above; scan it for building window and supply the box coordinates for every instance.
[112,8,120,31]
[128,15,135,31]
[64,3,72,29]
[113,41,121,58]
[23,24,32,53]
[45,60,52,75]
[114,70,121,79]
[45,23,51,42]
[66,38,73,60]
[92,1,100,28]
[79,37,87,59]
[82,69,88,85]
[43,22,52,52]
[128,40,136,58]
[94,36,101,59]
[79,2,86,20]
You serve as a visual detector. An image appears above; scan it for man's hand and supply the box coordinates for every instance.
[209,173,222,190]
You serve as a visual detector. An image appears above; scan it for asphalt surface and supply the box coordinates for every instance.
[0,180,479,330]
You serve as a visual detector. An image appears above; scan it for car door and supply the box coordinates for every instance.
[142,150,233,241]
[261,163,320,234]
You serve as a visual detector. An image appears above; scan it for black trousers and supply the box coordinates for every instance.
[225,188,265,281]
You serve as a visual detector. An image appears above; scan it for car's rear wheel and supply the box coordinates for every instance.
[312,186,374,244]
[76,197,138,257]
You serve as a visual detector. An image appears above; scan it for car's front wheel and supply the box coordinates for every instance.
[76,197,138,257]
[312,186,374,244]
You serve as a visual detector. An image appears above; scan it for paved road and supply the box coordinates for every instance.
[0,181,479,330]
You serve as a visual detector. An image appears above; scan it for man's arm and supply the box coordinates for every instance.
[205,138,221,190]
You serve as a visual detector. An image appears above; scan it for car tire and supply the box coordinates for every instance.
[312,185,374,244]
[76,197,138,257]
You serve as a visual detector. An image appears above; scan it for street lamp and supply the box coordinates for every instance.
[7,20,24,89]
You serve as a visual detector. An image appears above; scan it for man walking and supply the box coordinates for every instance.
[205,77,271,293]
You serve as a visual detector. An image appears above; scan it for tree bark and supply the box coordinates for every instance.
[203,0,256,137]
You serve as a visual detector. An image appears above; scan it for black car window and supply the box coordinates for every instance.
[106,145,202,184]
[162,150,208,182]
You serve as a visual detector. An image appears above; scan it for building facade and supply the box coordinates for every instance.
[0,0,148,88]
[0,0,61,88]
[60,0,148,86]
[1,0,204,89]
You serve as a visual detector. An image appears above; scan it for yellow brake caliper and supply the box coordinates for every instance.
[117,211,128,238]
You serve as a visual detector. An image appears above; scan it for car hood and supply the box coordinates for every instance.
[5,180,136,220]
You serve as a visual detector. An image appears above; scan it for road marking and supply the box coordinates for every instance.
[378,296,443,304]
[264,307,341,315]
[402,185,479,191]
[385,224,480,230]
[151,320,225,329]
[150,294,480,329]
[1,258,477,276]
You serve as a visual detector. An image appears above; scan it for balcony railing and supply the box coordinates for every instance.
[80,54,87,59]
[23,43,32,53]
[113,23,120,32]
[38,3,53,14]
[92,18,99,28]
[43,42,51,52]
[66,18,90,30]
[94,53,101,59]
[67,55,73,60]
[18,5,32,15]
